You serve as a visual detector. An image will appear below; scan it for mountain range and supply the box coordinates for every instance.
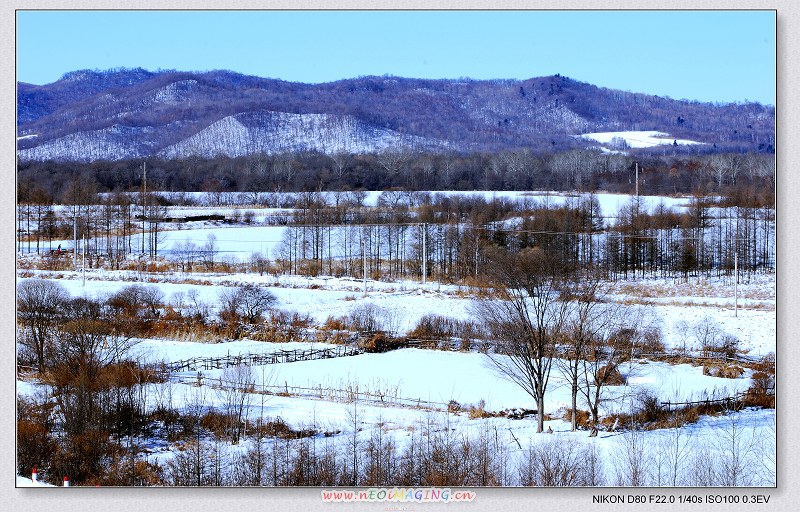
[16,68,775,162]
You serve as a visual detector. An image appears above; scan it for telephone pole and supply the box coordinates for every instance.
[141,162,146,255]
[421,223,427,285]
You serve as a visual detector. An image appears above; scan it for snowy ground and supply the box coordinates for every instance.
[21,267,775,357]
[16,261,776,486]
[36,190,705,257]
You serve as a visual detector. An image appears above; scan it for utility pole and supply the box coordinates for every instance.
[475,236,479,276]
[73,211,78,268]
[635,162,639,197]
[734,250,738,318]
[421,223,427,285]
[362,227,367,298]
[141,162,146,255]
[82,234,86,287]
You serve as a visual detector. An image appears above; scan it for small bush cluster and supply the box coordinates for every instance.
[702,363,744,379]
[407,314,480,350]
[360,332,405,353]
[596,364,626,385]
[348,303,390,333]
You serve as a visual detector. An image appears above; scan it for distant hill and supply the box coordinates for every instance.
[16,68,775,162]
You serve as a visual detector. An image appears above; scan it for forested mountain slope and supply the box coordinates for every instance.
[17,68,775,162]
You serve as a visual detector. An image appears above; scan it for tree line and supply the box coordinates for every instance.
[17,186,774,284]
[18,149,774,202]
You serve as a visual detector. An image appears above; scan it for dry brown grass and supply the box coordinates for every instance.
[562,408,592,427]
[612,278,775,302]
[467,400,498,419]
[257,417,317,439]
[361,332,405,353]
[597,364,627,385]
[702,363,744,379]
[751,352,776,373]
[320,316,348,331]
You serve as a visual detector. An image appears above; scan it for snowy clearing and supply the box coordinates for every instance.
[579,130,704,148]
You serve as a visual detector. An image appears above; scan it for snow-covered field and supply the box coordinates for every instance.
[38,191,706,259]
[16,262,776,486]
[15,187,776,486]
[579,130,704,149]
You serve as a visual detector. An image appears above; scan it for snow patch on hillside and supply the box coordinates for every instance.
[161,111,452,158]
[16,123,181,162]
[580,130,704,148]
[150,79,200,105]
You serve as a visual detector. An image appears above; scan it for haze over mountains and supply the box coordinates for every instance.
[16,68,775,162]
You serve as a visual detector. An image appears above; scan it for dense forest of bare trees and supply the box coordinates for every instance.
[18,150,775,200]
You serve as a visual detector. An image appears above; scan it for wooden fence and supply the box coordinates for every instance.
[633,351,766,366]
[659,388,774,411]
[171,373,451,412]
[163,345,362,373]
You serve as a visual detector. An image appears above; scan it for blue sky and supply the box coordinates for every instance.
[16,10,776,105]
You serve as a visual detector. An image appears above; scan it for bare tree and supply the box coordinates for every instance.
[17,279,69,370]
[518,437,600,486]
[172,239,199,273]
[475,247,571,433]
[653,413,695,486]
[376,150,411,177]
[578,324,639,434]
[166,386,213,486]
[346,398,362,486]
[216,364,255,444]
[613,428,652,486]
[219,283,277,324]
[250,251,270,276]
[201,234,218,271]
[329,152,351,182]
[714,408,761,486]
[555,274,618,431]
[46,297,139,437]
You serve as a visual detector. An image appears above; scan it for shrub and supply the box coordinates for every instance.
[407,314,455,340]
[89,456,164,486]
[17,419,56,478]
[447,400,464,414]
[260,417,316,439]
[639,327,665,353]
[596,365,626,385]
[219,283,277,324]
[349,303,390,332]
[361,331,404,353]
[321,316,348,331]
[633,389,668,424]
[744,371,775,408]
[702,364,744,379]
[608,328,637,351]
[751,352,776,374]
[48,430,120,486]
[199,410,234,439]
[467,400,495,419]
[519,437,603,486]
[563,408,592,427]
